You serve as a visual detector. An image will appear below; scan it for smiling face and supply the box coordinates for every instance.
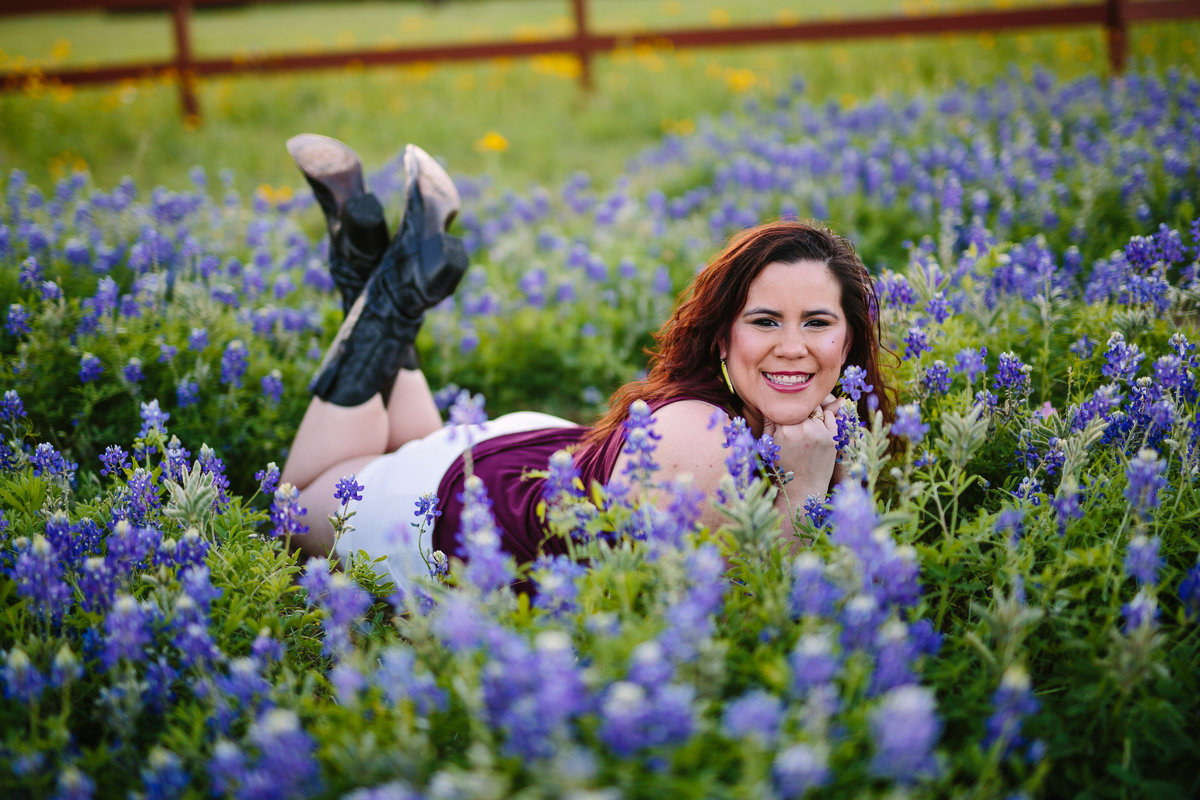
[720,259,851,434]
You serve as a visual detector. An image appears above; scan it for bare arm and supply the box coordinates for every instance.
[610,397,843,536]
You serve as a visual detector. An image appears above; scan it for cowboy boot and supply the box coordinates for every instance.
[286,133,390,314]
[311,144,466,407]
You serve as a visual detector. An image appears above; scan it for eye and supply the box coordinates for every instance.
[805,318,831,329]
[750,317,779,329]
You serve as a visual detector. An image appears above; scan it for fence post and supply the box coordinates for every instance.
[171,0,201,121]
[1105,0,1127,75]
[571,0,593,90]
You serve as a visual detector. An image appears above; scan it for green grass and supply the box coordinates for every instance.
[0,0,1195,197]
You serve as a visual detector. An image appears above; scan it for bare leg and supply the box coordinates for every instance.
[280,367,442,558]
[387,368,442,451]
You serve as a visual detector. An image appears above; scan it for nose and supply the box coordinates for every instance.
[775,324,809,358]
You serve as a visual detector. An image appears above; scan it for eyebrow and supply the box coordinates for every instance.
[742,306,841,320]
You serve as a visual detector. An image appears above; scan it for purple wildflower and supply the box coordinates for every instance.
[99,444,130,476]
[138,399,170,438]
[1124,448,1167,513]
[1178,560,1200,619]
[722,690,783,746]
[984,666,1040,759]
[993,351,1032,397]
[869,685,941,782]
[1122,588,1159,633]
[773,743,832,798]
[791,629,840,693]
[458,475,515,593]
[334,474,364,507]
[839,365,873,401]
[1124,534,1163,585]
[220,340,248,388]
[123,358,145,384]
[621,399,662,481]
[1102,332,1144,384]
[79,352,103,383]
[1,388,25,422]
[255,462,280,495]
[2,648,44,704]
[892,403,929,443]
[260,369,283,405]
[102,594,154,669]
[953,346,987,382]
[5,303,31,336]
[269,484,309,538]
[923,360,951,395]
[903,325,931,360]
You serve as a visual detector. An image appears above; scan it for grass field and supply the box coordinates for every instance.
[1,0,1196,197]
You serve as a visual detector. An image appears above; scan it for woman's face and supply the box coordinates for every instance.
[720,259,851,435]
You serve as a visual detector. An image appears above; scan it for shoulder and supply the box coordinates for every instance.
[648,400,729,478]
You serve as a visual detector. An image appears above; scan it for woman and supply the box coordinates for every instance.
[279,134,892,590]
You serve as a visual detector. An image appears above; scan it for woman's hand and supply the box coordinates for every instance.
[762,393,842,499]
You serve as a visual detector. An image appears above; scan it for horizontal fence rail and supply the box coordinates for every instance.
[1,0,1198,120]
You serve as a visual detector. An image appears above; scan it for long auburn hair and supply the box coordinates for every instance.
[584,220,894,449]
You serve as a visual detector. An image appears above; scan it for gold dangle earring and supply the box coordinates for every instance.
[720,359,736,397]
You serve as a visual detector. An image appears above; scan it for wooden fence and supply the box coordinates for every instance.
[1,0,1198,121]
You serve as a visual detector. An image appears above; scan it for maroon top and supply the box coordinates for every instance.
[432,397,696,564]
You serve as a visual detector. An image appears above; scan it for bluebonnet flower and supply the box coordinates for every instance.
[5,303,31,336]
[241,708,322,799]
[459,476,515,593]
[49,644,83,689]
[532,554,586,616]
[722,690,783,746]
[925,291,952,323]
[773,743,831,798]
[869,684,941,781]
[334,474,364,507]
[840,593,884,652]
[1051,479,1084,535]
[953,346,987,382]
[1013,476,1042,507]
[543,448,584,504]
[30,442,76,480]
[1124,448,1166,513]
[984,666,1040,759]
[923,360,951,395]
[993,351,1032,397]
[1122,588,1159,633]
[2,647,44,704]
[158,341,177,364]
[621,399,662,482]
[102,594,154,669]
[300,564,370,657]
[791,629,840,693]
[1102,332,1144,383]
[447,389,488,439]
[1069,335,1095,360]
[1178,560,1200,619]
[892,403,929,443]
[99,445,130,476]
[252,629,284,663]
[431,591,489,652]
[803,495,831,530]
[626,639,674,689]
[79,352,103,383]
[260,369,283,405]
[717,414,760,499]
[123,358,145,384]
[138,399,170,438]
[870,620,924,695]
[599,681,696,756]
[162,437,191,483]
[12,535,72,620]
[482,630,590,760]
[1124,534,1163,585]
[187,327,208,351]
[790,553,842,618]
[373,646,447,714]
[270,484,309,538]
[255,463,280,495]
[903,325,931,360]
[220,340,248,387]
[141,748,189,800]
[18,256,41,288]
[53,765,96,800]
[0,388,25,422]
[839,365,873,401]
[176,380,200,409]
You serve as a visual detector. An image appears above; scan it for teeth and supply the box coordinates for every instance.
[766,373,812,386]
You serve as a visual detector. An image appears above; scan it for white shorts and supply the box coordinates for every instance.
[338,411,576,593]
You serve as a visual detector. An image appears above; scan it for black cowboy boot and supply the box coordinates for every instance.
[286,133,390,314]
[311,144,466,407]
